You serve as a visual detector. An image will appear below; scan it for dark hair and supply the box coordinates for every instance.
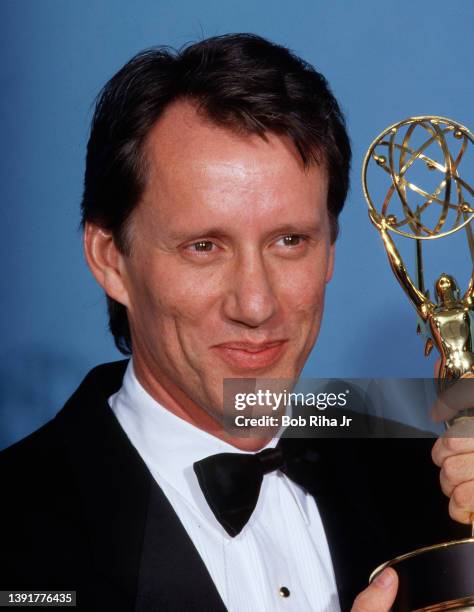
[81,33,351,355]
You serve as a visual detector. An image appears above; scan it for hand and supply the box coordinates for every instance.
[430,363,474,526]
[432,419,474,525]
[351,568,398,612]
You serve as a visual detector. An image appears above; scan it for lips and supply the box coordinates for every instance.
[212,340,287,371]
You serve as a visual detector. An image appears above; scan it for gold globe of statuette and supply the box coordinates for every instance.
[362,116,474,387]
[362,116,474,241]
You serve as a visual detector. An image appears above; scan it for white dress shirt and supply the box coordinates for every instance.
[109,360,340,612]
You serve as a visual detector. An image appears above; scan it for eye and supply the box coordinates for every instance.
[279,234,305,247]
[188,240,215,252]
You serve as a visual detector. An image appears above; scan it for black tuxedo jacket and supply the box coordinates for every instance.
[0,361,466,611]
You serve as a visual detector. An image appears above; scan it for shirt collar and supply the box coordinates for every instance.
[109,359,310,529]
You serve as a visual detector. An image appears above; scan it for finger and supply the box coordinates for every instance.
[449,480,474,525]
[351,568,398,612]
[432,431,474,467]
[438,453,474,497]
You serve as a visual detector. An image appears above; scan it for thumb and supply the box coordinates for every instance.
[351,568,398,612]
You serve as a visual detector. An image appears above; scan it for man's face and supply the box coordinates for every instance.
[119,101,334,423]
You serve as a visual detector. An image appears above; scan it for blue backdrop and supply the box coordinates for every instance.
[1,0,473,448]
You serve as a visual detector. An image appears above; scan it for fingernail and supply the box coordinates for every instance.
[374,569,393,588]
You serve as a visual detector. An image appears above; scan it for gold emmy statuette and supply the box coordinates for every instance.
[362,116,474,611]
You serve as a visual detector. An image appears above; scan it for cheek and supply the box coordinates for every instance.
[277,261,328,319]
[127,257,223,332]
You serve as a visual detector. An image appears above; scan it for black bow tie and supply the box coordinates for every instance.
[193,445,287,537]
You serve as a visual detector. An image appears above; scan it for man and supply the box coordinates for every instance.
[1,34,473,612]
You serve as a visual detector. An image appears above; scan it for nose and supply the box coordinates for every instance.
[222,250,278,327]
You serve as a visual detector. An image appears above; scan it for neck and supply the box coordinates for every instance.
[132,355,275,452]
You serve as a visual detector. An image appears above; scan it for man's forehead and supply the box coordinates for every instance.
[133,99,330,240]
[144,99,320,178]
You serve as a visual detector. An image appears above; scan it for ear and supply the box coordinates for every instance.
[83,222,130,307]
[325,243,335,284]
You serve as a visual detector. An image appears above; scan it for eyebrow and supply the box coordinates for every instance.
[166,227,233,242]
[267,223,323,235]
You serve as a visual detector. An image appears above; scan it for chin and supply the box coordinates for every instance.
[230,437,274,452]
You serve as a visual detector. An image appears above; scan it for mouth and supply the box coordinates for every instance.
[212,340,288,371]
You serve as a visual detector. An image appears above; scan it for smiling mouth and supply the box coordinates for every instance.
[212,340,288,371]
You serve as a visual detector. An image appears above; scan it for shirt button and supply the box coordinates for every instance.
[279,586,290,598]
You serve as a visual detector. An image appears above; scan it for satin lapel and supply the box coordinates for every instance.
[53,361,226,612]
[53,361,150,610]
[134,484,226,612]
